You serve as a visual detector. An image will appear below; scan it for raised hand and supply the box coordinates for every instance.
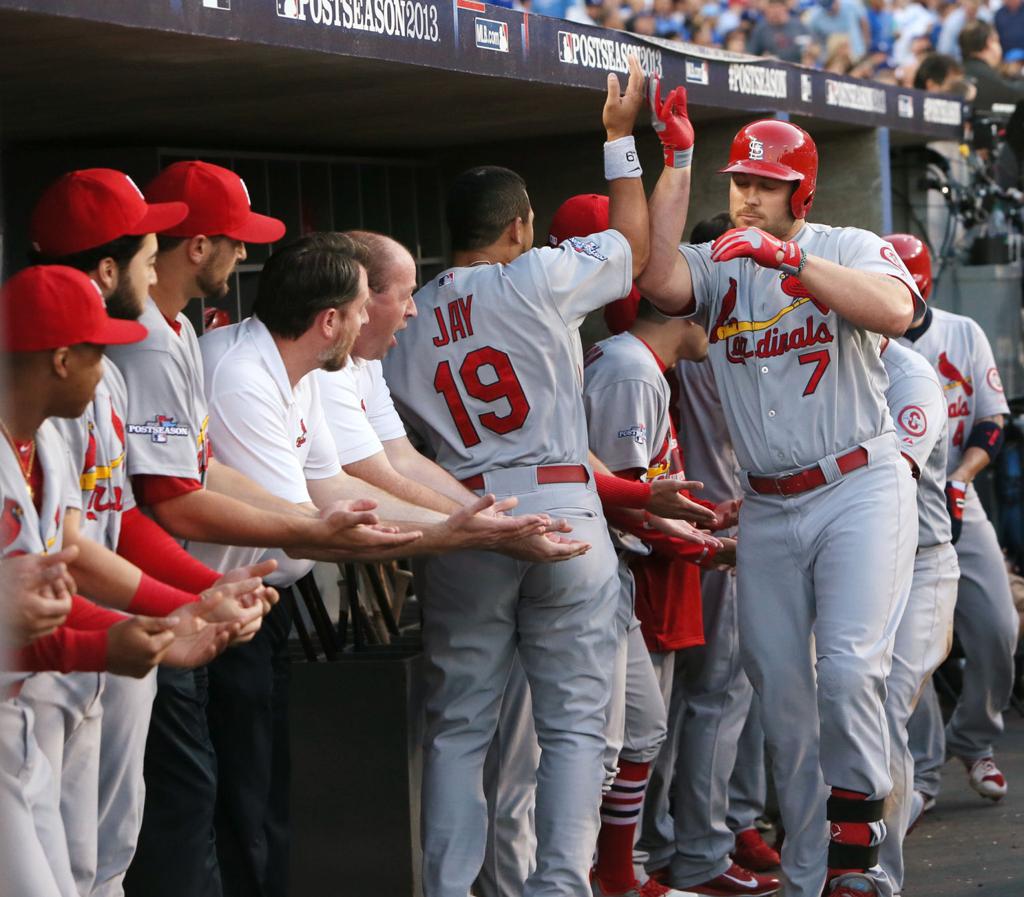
[712,499,741,530]
[603,54,646,141]
[645,478,718,525]
[711,227,804,275]
[649,77,693,168]
[105,616,177,678]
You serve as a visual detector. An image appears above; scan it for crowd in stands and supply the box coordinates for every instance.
[501,0,1024,101]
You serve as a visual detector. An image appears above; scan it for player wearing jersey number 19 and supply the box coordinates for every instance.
[383,56,650,897]
[638,101,923,897]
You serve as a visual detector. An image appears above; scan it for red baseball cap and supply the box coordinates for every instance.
[548,193,640,334]
[548,193,609,247]
[2,266,148,352]
[145,161,286,243]
[29,169,189,258]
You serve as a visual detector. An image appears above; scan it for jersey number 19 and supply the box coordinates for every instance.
[433,347,531,448]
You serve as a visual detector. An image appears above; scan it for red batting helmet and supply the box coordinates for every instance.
[884,233,932,301]
[719,120,818,220]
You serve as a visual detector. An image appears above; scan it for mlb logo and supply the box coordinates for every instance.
[203,0,230,8]
[277,0,305,19]
[748,137,764,161]
[898,95,914,118]
[439,272,455,288]
[800,74,812,103]
[475,18,510,52]
[558,31,575,64]
[685,61,708,85]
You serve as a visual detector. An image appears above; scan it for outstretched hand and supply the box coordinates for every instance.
[646,478,718,525]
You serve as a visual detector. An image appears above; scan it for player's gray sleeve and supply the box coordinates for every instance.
[526,229,633,326]
[585,380,667,473]
[886,374,946,472]
[839,228,924,317]
[62,438,83,514]
[119,350,204,479]
[677,243,717,328]
[967,320,1011,419]
[50,415,87,511]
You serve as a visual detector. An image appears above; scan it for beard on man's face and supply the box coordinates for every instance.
[104,273,145,321]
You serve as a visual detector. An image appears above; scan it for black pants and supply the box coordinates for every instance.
[125,599,293,897]
[125,665,222,897]
[208,597,293,897]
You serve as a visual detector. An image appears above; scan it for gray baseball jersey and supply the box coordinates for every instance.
[316,358,406,466]
[897,306,1010,473]
[51,359,135,550]
[674,358,741,504]
[383,230,633,479]
[106,297,211,484]
[679,224,921,475]
[190,316,341,587]
[0,421,75,691]
[881,339,950,548]
[582,332,673,555]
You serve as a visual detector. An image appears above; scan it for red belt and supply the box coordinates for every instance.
[460,464,590,491]
[747,447,869,496]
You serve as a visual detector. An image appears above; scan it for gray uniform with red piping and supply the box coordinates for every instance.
[677,225,921,897]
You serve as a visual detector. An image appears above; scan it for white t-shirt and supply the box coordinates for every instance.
[316,358,406,466]
[189,316,341,587]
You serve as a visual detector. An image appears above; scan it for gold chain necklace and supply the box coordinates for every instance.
[0,419,36,501]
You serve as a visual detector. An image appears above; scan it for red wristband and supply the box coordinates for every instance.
[595,472,652,510]
[117,507,219,593]
[127,573,199,617]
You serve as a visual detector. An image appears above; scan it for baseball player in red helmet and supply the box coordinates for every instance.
[637,88,924,897]
[891,233,1017,806]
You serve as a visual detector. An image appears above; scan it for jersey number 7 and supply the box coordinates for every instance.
[434,347,532,447]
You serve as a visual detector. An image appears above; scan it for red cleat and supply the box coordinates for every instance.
[687,862,780,896]
[732,828,781,872]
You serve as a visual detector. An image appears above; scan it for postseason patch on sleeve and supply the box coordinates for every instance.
[618,424,647,445]
[567,236,608,261]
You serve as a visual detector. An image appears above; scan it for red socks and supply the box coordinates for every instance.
[596,759,649,894]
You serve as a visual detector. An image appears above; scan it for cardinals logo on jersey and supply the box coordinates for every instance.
[1,497,25,551]
[938,352,973,395]
[296,418,308,448]
[710,276,834,368]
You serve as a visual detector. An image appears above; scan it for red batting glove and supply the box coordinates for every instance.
[711,226,805,275]
[649,77,694,168]
[945,481,966,544]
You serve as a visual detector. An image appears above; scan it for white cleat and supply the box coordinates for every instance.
[962,755,1008,801]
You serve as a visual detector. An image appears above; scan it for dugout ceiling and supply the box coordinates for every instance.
[0,0,965,154]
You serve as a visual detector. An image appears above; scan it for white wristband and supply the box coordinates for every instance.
[604,136,643,181]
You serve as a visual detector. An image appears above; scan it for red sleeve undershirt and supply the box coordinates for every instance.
[117,507,219,594]
[131,474,203,507]
[15,595,128,672]
[595,471,651,510]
